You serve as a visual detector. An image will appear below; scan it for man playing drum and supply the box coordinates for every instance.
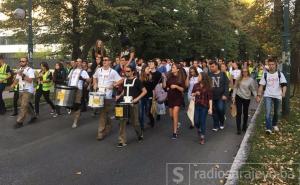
[115,65,147,147]
[68,58,90,128]
[93,56,123,140]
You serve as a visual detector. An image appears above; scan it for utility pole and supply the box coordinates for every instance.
[282,0,291,115]
[28,0,33,67]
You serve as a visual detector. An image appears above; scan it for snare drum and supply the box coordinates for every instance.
[115,103,131,120]
[54,85,77,107]
[88,92,105,108]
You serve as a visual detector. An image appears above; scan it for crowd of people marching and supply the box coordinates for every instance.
[0,39,287,147]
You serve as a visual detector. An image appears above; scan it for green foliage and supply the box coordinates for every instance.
[0,0,289,61]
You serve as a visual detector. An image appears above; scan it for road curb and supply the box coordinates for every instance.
[225,100,263,185]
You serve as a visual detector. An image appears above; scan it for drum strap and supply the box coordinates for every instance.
[124,78,136,96]
[99,68,112,91]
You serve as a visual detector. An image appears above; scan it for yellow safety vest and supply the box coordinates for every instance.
[0,64,9,83]
[37,71,52,91]
[249,66,254,74]
[257,69,263,80]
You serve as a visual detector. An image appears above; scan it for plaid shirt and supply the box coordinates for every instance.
[192,83,213,107]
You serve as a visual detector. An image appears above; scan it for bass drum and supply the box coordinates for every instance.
[54,85,77,107]
[115,103,131,120]
[88,92,105,108]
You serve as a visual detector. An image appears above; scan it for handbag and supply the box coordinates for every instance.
[230,103,237,117]
[187,99,195,126]
[157,102,166,115]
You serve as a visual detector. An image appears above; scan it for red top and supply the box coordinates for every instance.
[192,83,213,107]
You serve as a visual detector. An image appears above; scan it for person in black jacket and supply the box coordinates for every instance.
[53,62,67,117]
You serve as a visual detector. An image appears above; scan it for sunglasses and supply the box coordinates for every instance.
[125,70,132,73]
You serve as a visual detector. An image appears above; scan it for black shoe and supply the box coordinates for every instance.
[189,125,194,129]
[138,135,144,142]
[28,117,37,124]
[10,112,18,117]
[171,133,178,140]
[14,122,23,129]
[237,130,241,135]
[117,143,127,148]
[242,126,247,132]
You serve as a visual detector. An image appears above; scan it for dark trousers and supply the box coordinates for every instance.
[0,83,6,113]
[235,95,251,131]
[212,99,226,129]
[139,97,154,129]
[194,104,208,136]
[81,86,88,111]
[35,88,55,114]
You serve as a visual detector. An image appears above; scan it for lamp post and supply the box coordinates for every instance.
[27,0,33,67]
[282,0,291,116]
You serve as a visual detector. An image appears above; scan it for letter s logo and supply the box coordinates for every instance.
[172,167,184,184]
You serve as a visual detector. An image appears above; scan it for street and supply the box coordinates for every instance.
[0,102,256,185]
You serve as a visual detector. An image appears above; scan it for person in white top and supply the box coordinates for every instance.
[68,58,90,128]
[192,60,203,74]
[230,62,241,85]
[256,59,287,134]
[93,56,123,140]
[12,57,36,128]
[185,66,199,129]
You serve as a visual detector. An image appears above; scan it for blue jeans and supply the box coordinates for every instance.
[139,97,154,129]
[194,104,208,136]
[264,97,280,130]
[212,99,226,129]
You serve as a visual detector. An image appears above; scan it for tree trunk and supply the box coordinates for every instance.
[291,0,300,83]
[71,0,81,60]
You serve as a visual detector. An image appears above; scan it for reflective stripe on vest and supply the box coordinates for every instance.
[0,64,8,83]
[42,71,52,91]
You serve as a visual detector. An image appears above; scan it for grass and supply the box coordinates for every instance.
[238,88,300,184]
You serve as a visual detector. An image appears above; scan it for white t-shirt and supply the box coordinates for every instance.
[197,67,203,74]
[68,69,90,90]
[93,67,121,99]
[188,76,198,100]
[259,71,287,100]
[16,67,35,94]
[231,69,241,80]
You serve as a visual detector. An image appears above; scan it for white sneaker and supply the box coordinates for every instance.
[67,109,72,115]
[72,122,77,128]
[177,122,181,129]
[220,126,225,130]
[212,128,218,132]
[273,126,279,132]
[265,129,272,135]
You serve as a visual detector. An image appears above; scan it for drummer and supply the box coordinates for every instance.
[115,65,147,147]
[68,58,91,128]
[93,56,123,140]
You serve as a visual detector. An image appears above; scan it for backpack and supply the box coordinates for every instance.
[154,82,167,103]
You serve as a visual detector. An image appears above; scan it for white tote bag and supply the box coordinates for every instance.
[187,99,195,126]
[156,102,166,115]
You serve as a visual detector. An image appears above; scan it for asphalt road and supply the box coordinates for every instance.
[0,101,257,185]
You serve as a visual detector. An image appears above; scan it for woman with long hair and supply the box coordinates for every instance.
[232,67,257,134]
[185,66,199,129]
[139,64,155,130]
[91,40,106,73]
[52,62,67,117]
[163,63,186,139]
[35,62,56,116]
[191,73,213,144]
